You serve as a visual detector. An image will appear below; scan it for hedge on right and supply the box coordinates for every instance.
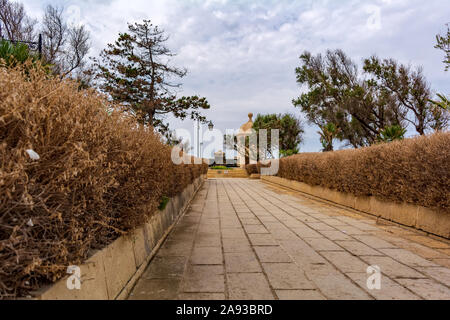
[251,132,450,212]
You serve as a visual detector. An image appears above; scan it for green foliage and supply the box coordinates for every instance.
[379,125,407,143]
[252,113,304,157]
[318,123,340,152]
[280,149,298,157]
[92,20,211,137]
[428,95,450,131]
[293,50,404,148]
[158,196,170,211]
[429,94,449,110]
[363,56,439,135]
[210,166,230,170]
[435,24,450,71]
[0,40,38,67]
[293,49,446,150]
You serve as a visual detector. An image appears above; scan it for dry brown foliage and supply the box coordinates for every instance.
[245,164,258,175]
[248,133,450,212]
[0,64,207,299]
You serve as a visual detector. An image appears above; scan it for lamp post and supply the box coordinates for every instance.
[197,120,214,158]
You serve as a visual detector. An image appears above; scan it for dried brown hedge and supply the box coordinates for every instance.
[250,133,450,212]
[245,164,258,175]
[0,64,207,299]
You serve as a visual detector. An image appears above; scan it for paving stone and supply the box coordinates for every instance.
[321,218,349,226]
[129,279,180,300]
[404,235,450,249]
[335,240,384,256]
[280,239,329,272]
[198,224,220,234]
[191,246,223,265]
[395,242,449,260]
[291,227,323,239]
[303,237,344,252]
[130,179,450,301]
[220,219,241,228]
[243,224,269,234]
[344,221,380,231]
[142,256,186,279]
[248,233,278,246]
[415,267,450,286]
[254,246,292,263]
[395,278,450,300]
[221,227,247,239]
[258,216,279,223]
[224,252,262,273]
[346,273,421,300]
[432,259,450,268]
[158,240,193,257]
[305,222,336,231]
[241,218,261,225]
[321,251,369,273]
[276,290,325,300]
[359,256,425,279]
[352,235,397,249]
[227,273,274,300]
[380,249,438,267]
[177,293,225,300]
[194,232,222,247]
[237,213,255,219]
[307,268,373,300]
[182,265,225,293]
[167,230,196,242]
[320,230,353,241]
[439,248,450,256]
[262,263,315,290]
[294,215,320,223]
[222,238,252,253]
[333,225,366,235]
[270,229,299,240]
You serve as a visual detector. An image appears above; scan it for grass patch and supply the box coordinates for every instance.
[210,166,232,170]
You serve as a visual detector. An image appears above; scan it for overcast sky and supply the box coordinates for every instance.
[22,0,449,153]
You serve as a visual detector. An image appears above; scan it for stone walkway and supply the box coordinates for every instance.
[128,179,450,300]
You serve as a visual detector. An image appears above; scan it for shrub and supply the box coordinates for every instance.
[245,164,259,175]
[275,133,450,212]
[0,40,40,68]
[0,64,207,298]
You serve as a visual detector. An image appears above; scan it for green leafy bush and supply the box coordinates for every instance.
[0,40,38,67]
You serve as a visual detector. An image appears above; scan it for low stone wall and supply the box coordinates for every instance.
[33,174,206,300]
[261,176,450,239]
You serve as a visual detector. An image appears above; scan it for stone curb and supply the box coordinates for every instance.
[261,176,450,239]
[33,174,206,300]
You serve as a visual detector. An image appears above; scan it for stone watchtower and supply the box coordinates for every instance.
[236,113,254,168]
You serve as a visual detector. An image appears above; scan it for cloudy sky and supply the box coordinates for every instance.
[22,0,449,153]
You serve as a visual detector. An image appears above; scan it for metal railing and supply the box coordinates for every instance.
[0,32,42,57]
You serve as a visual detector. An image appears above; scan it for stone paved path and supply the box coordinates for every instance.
[128,179,450,300]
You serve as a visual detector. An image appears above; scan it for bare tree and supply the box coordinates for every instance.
[40,4,90,77]
[62,25,89,76]
[0,0,36,41]
[41,5,66,66]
